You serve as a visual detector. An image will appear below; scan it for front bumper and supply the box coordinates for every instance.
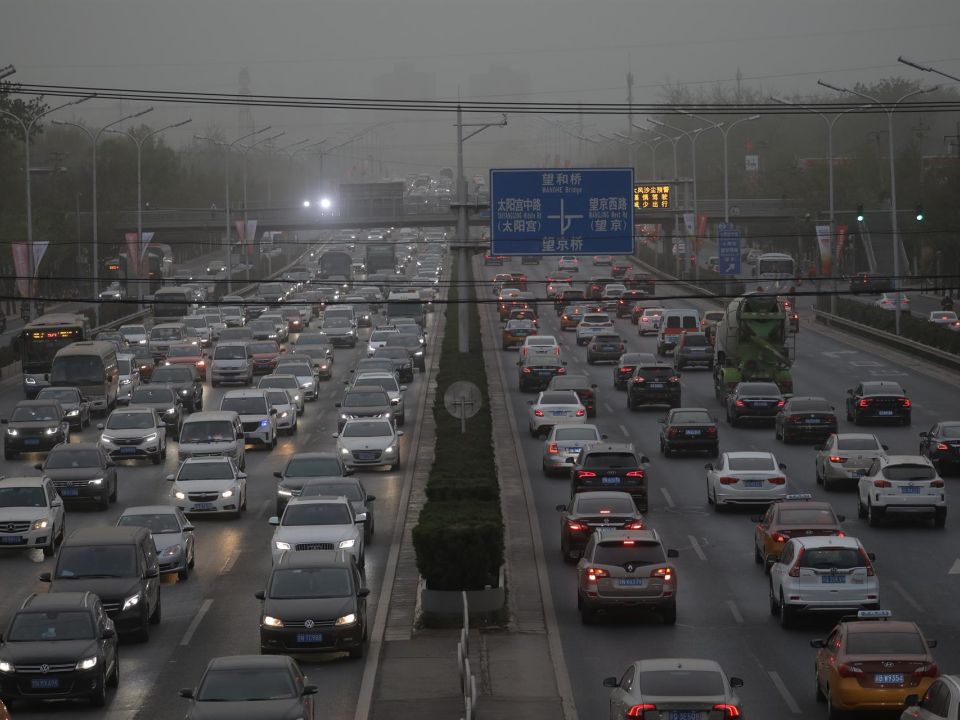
[0,526,53,549]
[0,667,104,701]
[259,622,363,654]
[52,480,109,504]
[5,432,66,453]
[212,368,251,384]
[101,438,161,459]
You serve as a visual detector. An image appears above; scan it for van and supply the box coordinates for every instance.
[152,286,196,323]
[148,322,196,360]
[656,309,701,356]
[41,526,161,641]
[178,411,246,468]
[210,342,254,387]
[385,292,424,328]
[50,341,119,413]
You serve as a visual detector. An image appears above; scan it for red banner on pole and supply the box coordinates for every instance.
[835,224,848,263]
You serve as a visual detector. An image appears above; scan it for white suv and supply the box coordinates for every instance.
[769,536,879,628]
[856,455,946,527]
[219,390,278,450]
[268,497,364,566]
[575,313,614,346]
[0,476,65,556]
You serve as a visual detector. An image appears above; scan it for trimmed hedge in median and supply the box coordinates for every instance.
[833,299,960,355]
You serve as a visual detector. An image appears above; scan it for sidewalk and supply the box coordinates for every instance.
[369,260,568,720]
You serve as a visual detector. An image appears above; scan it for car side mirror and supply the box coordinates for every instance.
[146,565,160,579]
[600,434,608,440]
[34,462,43,471]
[39,572,52,583]
[166,474,175,482]
[97,423,104,430]
[331,432,339,438]
[918,432,927,438]
[527,400,534,405]
[749,515,763,523]
[591,383,597,389]
[237,432,244,440]
[881,444,889,451]
[400,386,407,392]
[927,639,937,648]
[516,361,522,366]
[562,361,568,366]
[268,516,280,526]
[358,587,371,598]
[729,677,744,689]
[178,688,195,699]
[273,471,283,479]
[814,445,824,452]
[904,694,919,708]
[846,388,853,394]
[658,419,665,424]
[102,626,116,639]
[778,462,787,470]
[255,590,265,600]
[366,494,376,502]
[640,455,650,465]
[397,430,405,437]
[0,419,7,425]
[555,504,567,512]
[269,408,277,415]
[837,515,846,522]
[809,639,826,648]
[667,549,679,558]
[303,685,319,696]
[602,677,619,688]
[704,463,714,470]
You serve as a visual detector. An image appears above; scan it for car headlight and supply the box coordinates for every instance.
[162,544,182,557]
[145,433,158,442]
[221,488,234,498]
[415,351,424,356]
[391,398,400,405]
[355,512,367,521]
[66,409,80,417]
[346,330,354,335]
[338,539,355,549]
[384,446,395,454]
[6,428,17,436]
[293,395,301,402]
[268,334,277,339]
[280,411,289,419]
[0,661,15,673]
[33,519,49,530]
[165,408,177,415]
[302,381,313,387]
[139,339,147,345]
[120,378,131,386]
[122,592,141,611]
[174,491,186,500]
[340,447,350,455]
[274,540,291,551]
[87,477,104,486]
[262,615,284,628]
[46,426,62,436]
[384,412,391,419]
[277,488,293,497]
[341,413,349,420]
[100,433,115,442]
[335,613,357,626]
[24,377,36,385]
[180,389,189,396]
[259,419,270,428]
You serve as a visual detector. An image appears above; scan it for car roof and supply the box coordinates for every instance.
[832,433,881,441]
[635,658,723,673]
[288,452,340,460]
[49,442,101,452]
[222,389,269,398]
[595,528,659,543]
[844,619,922,635]
[583,442,636,454]
[21,592,94,611]
[206,654,295,671]
[181,456,232,465]
[0,475,46,487]
[572,490,636,502]
[860,381,904,392]
[724,451,776,459]
[287,496,350,507]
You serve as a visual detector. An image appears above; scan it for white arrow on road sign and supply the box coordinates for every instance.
[546,198,583,236]
[722,263,737,273]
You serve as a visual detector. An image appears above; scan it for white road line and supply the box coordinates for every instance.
[660,487,675,508]
[768,670,802,714]
[726,599,744,624]
[618,424,629,437]
[221,552,239,575]
[949,559,960,575]
[179,599,213,646]
[603,403,614,413]
[892,580,924,612]
[688,535,707,562]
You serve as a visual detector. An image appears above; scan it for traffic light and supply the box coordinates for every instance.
[915,204,924,222]
[856,204,865,223]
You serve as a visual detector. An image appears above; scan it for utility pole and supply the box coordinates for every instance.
[626,64,634,140]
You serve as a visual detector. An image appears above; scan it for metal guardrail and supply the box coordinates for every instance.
[813,309,960,371]
[457,591,477,720]
[631,256,726,306]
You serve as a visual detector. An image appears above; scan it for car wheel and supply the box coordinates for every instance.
[187,545,195,569]
[815,668,826,702]
[178,563,189,581]
[779,592,794,628]
[867,501,883,527]
[826,690,844,720]
[160,443,167,461]
[710,445,719,458]
[348,641,366,660]
[110,478,118,503]
[212,380,219,388]
[815,463,823,485]
[43,531,57,557]
[107,652,119,687]
[89,672,108,707]
[769,584,779,616]
[3,450,15,460]
[391,459,400,471]
[661,602,677,625]
[98,492,110,511]
[148,594,161,626]
[151,451,161,465]
[935,508,947,528]
[579,606,596,625]
[241,491,247,512]
[397,414,405,428]
[755,543,763,565]
[627,395,635,412]
[857,495,867,519]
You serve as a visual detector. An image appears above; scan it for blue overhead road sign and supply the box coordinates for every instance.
[490,168,634,255]
[717,223,742,275]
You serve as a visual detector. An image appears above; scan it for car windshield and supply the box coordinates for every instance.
[56,546,136,578]
[248,342,278,354]
[789,399,831,412]
[285,457,342,477]
[221,397,268,414]
[846,632,927,655]
[354,377,398,393]
[281,364,312,375]
[261,376,299,389]
[554,427,599,441]
[282,503,352,526]
[150,328,181,340]
[181,421,234,443]
[799,548,864,570]
[0,486,46,507]
[681,335,708,347]
[11,405,59,422]
[197,669,296,702]
[671,411,712,424]
[270,567,352,599]
[638,669,724,696]
[131,388,176,404]
[296,335,329,347]
[836,437,882,451]
[371,331,399,341]
[165,346,198,358]
[594,541,664,566]
[106,412,155,430]
[540,392,579,405]
[342,422,393,438]
[46,449,101,469]
[37,389,78,403]
[117,359,133,375]
[117,513,181,534]
[344,393,389,408]
[739,383,781,395]
[120,325,145,336]
[727,457,777,471]
[882,465,936,481]
[152,368,192,382]
[324,318,351,328]
[375,349,407,360]
[576,497,635,514]
[177,462,234,481]
[583,453,638,468]
[638,367,673,380]
[214,346,247,360]
[8,611,95,641]
[779,508,837,525]
[862,383,904,395]
[300,482,363,501]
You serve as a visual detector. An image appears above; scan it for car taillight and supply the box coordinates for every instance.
[196,360,205,367]
[557,367,566,374]
[873,479,892,488]
[669,376,680,383]
[825,415,836,424]
[633,376,645,383]
[719,476,738,485]
[931,478,945,488]
[913,663,939,678]
[787,415,801,422]
[620,367,633,374]
[776,400,785,407]
[651,566,674,581]
[625,470,645,478]
[900,398,911,407]
[713,705,742,719]
[567,521,588,533]
[829,456,847,463]
[837,663,864,678]
[626,704,656,717]
[772,532,788,544]
[624,520,645,530]
[858,398,870,407]
[860,549,876,576]
[735,399,745,407]
[937,442,950,451]
[577,471,597,479]
[668,428,680,437]
[706,427,718,437]
[584,567,609,582]
[768,476,786,485]
[788,548,805,577]
[576,408,586,417]
[547,443,559,454]
[534,409,544,417]
[522,367,532,374]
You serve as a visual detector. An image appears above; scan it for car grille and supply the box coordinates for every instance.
[242,421,263,432]
[51,480,85,489]
[282,618,337,628]
[114,437,145,446]
[0,521,31,533]
[14,428,46,437]
[188,492,220,502]
[294,542,334,551]
[101,601,122,614]
[15,662,76,674]
[353,450,382,461]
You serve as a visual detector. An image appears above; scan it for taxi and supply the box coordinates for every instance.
[546,275,574,297]
[560,305,588,331]
[507,307,538,327]
[507,272,529,291]
[752,494,845,571]
[496,289,523,319]
[812,610,939,717]
[502,319,537,350]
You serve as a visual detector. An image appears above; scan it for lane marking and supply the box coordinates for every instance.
[660,487,675,508]
[949,559,960,575]
[892,580,924,612]
[221,552,239,575]
[603,403,614,413]
[726,599,744,624]
[688,535,707,562]
[768,670,802,714]
[179,598,213,646]
[849,360,881,367]
[618,423,630,437]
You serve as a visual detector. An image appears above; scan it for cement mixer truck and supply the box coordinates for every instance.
[713,293,795,402]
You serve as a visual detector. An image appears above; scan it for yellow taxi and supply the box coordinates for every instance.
[812,610,939,717]
[752,494,845,571]
[560,305,588,331]
[502,319,536,350]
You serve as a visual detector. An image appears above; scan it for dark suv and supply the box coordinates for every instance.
[0,592,119,707]
[2,399,69,459]
[845,381,911,426]
[149,365,203,413]
[570,443,650,511]
[626,364,681,410]
[42,527,162,642]
[36,443,118,510]
[673,332,713,370]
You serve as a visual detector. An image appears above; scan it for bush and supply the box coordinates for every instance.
[834,299,960,355]
[412,500,504,591]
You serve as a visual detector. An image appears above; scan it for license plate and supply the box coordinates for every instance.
[59,487,79,497]
[358,452,376,460]
[0,536,22,544]
[602,477,621,485]
[192,502,215,511]
[24,438,40,446]
[744,480,763,488]
[875,673,903,685]
[668,712,701,720]
[901,486,922,494]
[805,418,821,424]
[617,578,647,587]
[567,447,582,454]
[120,447,137,455]
[535,370,552,376]
[684,429,702,436]
[649,383,664,389]
[550,411,567,417]
[296,633,324,643]
[851,469,867,477]
[878,410,894,416]
[821,575,847,584]
[30,678,60,689]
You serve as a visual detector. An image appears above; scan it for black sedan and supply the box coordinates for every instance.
[845,380,911,425]
[37,443,118,510]
[2,400,69,459]
[774,396,837,443]
[556,491,645,562]
[919,421,960,472]
[626,364,681,410]
[179,655,317,718]
[658,407,719,457]
[725,382,784,427]
[518,354,567,393]
[373,346,415,383]
[150,365,204,413]
[613,352,655,390]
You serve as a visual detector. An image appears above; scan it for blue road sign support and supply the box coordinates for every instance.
[490,168,634,255]
[717,222,742,276]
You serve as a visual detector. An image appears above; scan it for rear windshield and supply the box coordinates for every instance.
[788,399,832,412]
[799,548,864,570]
[260,376,299,390]
[727,457,777,471]
[150,327,182,340]
[594,541,664,566]
[638,670,724,697]
[576,497,635,514]
[846,632,926,655]
[881,465,936,481]
[266,390,292,406]
[779,508,837,525]
[836,437,882,451]
[940,426,960,439]
[739,383,781,395]
[638,367,673,380]
[862,383,904,395]
[540,392,579,405]
[671,411,712,424]
[554,427,599,441]
[583,453,638,468]
[681,335,708,346]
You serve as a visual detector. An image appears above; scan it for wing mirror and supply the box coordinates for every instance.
[667,549,679,558]
[178,688,195,699]
[555,504,567,512]
[640,455,651,465]
[268,516,280,526]
[809,639,826,648]
[704,463,714,471]
[837,515,847,522]
[602,677,619,688]
[749,515,763,523]
[778,462,787,470]
[166,474,175,482]
[254,590,265,600]
[729,677,744,689]
[273,471,283,479]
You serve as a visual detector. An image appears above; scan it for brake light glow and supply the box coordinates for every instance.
[937,443,950,451]
[668,428,680,437]
[706,427,718,437]
[624,521,645,530]
[547,443,559,454]
[829,456,847,463]
[577,471,597,479]
[625,470,645,478]
[931,478,945,488]
[651,566,674,581]
[719,476,738,485]
[858,399,871,407]
[772,533,788,544]
[669,376,680,383]
[837,663,864,678]
[788,548,805,577]
[768,476,786,485]
[620,367,632,373]
[787,415,801,422]
[585,567,609,582]
[622,540,635,546]
[557,367,566,374]
[626,704,656,717]
[521,367,531,374]
[196,360,205,367]
[566,521,588,533]
[873,479,892,488]
[534,409,544,417]
[776,400,785,407]
[633,376,645,383]
[913,663,939,678]
[599,509,611,514]
[735,399,745,407]
[576,408,586,417]
[713,704,741,718]
[900,398,911,407]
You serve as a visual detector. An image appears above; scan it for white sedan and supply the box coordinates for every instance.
[521,335,560,358]
[333,418,404,471]
[705,451,788,510]
[637,308,664,335]
[168,457,247,516]
[367,327,400,356]
[558,256,579,272]
[875,293,910,311]
[528,390,586,438]
[575,313,615,346]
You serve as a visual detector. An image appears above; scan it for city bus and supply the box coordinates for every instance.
[152,287,196,323]
[755,253,796,288]
[19,313,91,398]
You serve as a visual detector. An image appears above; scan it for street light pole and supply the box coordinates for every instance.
[637,122,679,180]
[818,80,938,335]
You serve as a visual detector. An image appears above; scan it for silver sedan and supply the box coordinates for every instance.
[541,424,606,476]
[815,432,888,491]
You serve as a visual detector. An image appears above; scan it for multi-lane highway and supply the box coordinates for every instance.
[480,256,960,719]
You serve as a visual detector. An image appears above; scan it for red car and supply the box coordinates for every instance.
[484,253,505,266]
[248,340,283,375]
[163,343,207,380]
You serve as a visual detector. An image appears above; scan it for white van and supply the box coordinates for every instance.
[178,411,246,469]
[656,308,701,356]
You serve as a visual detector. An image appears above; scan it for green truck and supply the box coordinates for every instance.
[365,243,396,274]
